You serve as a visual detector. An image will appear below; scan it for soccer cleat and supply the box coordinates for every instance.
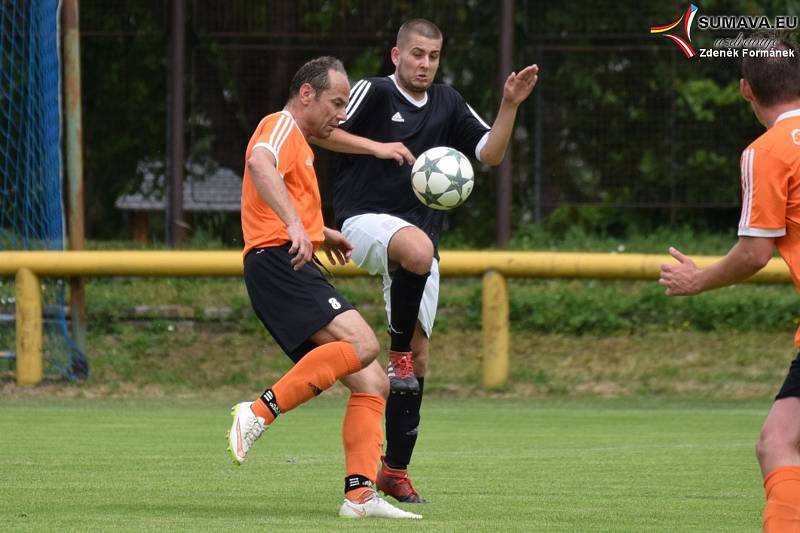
[226,401,266,465]
[338,491,422,519]
[387,351,419,393]
[377,461,427,503]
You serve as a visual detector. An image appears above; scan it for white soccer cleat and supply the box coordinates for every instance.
[338,492,423,519]
[226,401,266,465]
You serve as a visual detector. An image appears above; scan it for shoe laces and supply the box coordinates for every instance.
[241,415,264,447]
[389,352,414,378]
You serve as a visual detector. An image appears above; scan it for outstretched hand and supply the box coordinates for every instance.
[502,64,539,106]
[659,246,701,296]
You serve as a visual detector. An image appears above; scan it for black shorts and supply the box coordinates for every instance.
[244,245,354,362]
[776,351,800,400]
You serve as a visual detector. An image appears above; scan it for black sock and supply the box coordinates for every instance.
[389,267,429,352]
[385,377,425,469]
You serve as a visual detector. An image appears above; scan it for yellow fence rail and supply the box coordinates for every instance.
[1,250,792,387]
[0,249,793,280]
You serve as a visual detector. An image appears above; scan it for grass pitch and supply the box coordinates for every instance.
[0,398,766,532]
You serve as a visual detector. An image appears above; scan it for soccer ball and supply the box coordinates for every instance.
[410,146,474,210]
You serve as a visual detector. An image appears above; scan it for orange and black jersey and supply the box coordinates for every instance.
[737,108,800,345]
[330,75,490,249]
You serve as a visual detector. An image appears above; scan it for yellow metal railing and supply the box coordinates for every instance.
[2,251,792,387]
[0,249,793,280]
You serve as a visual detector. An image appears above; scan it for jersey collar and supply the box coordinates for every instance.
[775,108,800,124]
[389,74,428,108]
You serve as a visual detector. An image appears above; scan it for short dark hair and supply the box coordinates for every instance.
[288,56,346,100]
[397,19,442,47]
[741,33,800,106]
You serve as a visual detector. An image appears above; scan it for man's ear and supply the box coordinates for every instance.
[390,47,400,67]
[740,78,754,103]
[298,82,316,104]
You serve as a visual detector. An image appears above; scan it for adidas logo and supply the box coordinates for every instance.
[391,112,405,123]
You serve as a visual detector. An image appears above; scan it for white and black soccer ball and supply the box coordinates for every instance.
[410,146,474,211]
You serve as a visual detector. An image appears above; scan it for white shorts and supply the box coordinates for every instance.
[341,213,439,337]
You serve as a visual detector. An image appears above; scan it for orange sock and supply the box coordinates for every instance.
[764,466,800,532]
[251,341,361,424]
[342,392,386,502]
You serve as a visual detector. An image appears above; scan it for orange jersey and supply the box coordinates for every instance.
[737,108,800,345]
[241,111,324,256]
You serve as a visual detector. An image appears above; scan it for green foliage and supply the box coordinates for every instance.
[441,223,737,254]
[76,1,799,244]
[504,280,799,335]
[81,6,167,240]
[75,270,799,338]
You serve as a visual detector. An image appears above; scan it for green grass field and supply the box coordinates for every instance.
[0,397,767,532]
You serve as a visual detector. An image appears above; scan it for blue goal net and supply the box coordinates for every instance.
[0,0,88,379]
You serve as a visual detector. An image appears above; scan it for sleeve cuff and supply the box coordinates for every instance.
[737,227,786,238]
[252,142,279,168]
[475,132,490,162]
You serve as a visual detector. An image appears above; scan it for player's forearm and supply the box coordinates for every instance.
[311,128,379,156]
[696,240,772,292]
[480,100,520,165]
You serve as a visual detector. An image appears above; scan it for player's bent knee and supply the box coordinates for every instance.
[404,239,434,273]
[390,228,434,274]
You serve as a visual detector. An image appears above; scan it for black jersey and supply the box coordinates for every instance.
[331,75,490,248]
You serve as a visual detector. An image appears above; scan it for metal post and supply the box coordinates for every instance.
[16,269,42,386]
[482,271,509,389]
[62,0,87,354]
[496,0,514,246]
[167,0,186,246]
[533,47,543,224]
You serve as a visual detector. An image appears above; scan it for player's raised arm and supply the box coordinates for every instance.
[479,64,539,165]
[246,147,313,270]
[312,128,415,166]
